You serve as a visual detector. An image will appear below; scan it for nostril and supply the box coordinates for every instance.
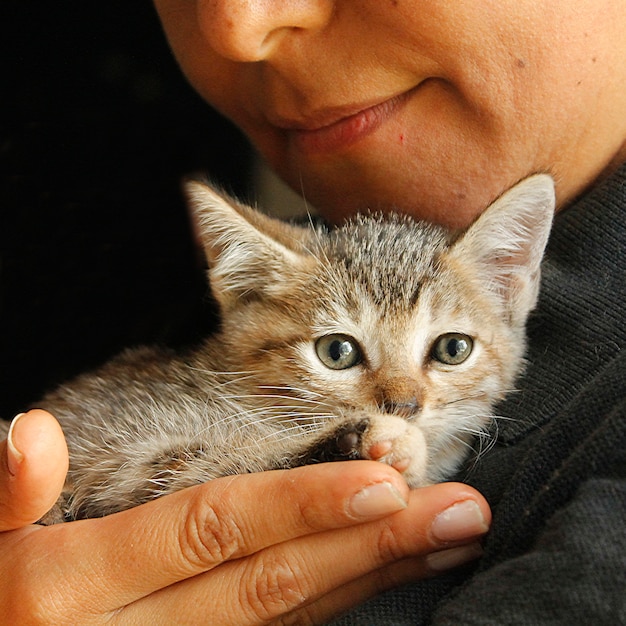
[385,399,420,418]
[197,0,333,63]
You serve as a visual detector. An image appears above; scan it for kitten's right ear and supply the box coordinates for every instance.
[184,179,310,310]
[448,174,555,325]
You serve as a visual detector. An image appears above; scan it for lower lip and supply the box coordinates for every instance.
[289,90,413,155]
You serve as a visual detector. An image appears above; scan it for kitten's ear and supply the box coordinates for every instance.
[449,174,555,324]
[184,179,311,310]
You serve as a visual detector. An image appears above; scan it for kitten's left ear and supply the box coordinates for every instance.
[449,174,555,324]
[184,179,312,310]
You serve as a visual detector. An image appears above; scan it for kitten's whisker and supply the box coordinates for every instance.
[257,384,326,399]
[200,407,333,440]
[489,413,517,423]
[440,392,490,408]
[447,431,480,452]
[257,386,340,412]
[186,367,257,377]
[223,392,334,411]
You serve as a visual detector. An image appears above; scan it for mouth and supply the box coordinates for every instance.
[273,87,417,155]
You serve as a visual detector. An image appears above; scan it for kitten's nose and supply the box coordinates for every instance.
[385,399,420,419]
[378,377,423,418]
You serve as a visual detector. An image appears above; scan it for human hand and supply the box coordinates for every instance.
[1,411,490,625]
[0,410,68,530]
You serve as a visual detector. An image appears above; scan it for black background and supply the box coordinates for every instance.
[1,3,253,417]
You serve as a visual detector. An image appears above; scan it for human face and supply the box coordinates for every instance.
[154,1,626,227]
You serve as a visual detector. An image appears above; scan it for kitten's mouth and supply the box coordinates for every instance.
[271,87,418,155]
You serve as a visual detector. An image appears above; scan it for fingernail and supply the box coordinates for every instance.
[430,500,489,543]
[426,543,484,572]
[7,413,26,476]
[349,481,408,519]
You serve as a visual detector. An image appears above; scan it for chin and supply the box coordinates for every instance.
[295,174,491,229]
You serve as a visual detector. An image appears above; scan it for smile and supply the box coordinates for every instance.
[276,88,416,155]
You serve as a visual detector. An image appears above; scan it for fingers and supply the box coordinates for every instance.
[118,482,490,625]
[287,543,485,625]
[3,461,490,624]
[0,410,69,530]
[276,489,490,626]
[10,461,411,618]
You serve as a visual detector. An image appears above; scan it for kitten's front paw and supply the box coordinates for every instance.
[361,416,428,487]
[295,415,428,487]
[294,420,370,465]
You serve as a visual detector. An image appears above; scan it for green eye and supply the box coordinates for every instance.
[315,334,362,370]
[432,333,473,365]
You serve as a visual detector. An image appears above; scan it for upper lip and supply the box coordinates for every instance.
[268,89,414,132]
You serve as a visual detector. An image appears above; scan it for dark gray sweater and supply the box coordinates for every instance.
[335,166,626,625]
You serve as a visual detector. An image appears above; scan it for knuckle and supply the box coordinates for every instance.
[179,493,246,568]
[294,495,326,534]
[375,520,405,565]
[242,553,310,622]
[283,472,333,534]
[6,563,73,625]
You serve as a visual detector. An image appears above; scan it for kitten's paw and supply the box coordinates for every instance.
[37,490,73,525]
[297,420,369,464]
[292,416,428,486]
[361,416,428,487]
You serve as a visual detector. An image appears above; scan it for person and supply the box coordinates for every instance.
[1,1,625,623]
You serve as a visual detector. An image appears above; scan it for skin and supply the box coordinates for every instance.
[155,0,626,228]
[1,410,488,624]
[3,0,626,623]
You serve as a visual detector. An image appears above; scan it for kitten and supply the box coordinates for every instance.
[2,175,555,524]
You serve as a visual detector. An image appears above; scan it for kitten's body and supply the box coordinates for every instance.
[1,176,555,523]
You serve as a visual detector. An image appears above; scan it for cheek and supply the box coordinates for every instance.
[275,81,543,228]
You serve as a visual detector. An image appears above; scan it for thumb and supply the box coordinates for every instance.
[0,409,69,530]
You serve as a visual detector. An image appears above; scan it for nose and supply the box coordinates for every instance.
[384,398,421,419]
[377,376,423,419]
[198,0,333,63]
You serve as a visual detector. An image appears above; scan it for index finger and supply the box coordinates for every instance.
[17,461,411,615]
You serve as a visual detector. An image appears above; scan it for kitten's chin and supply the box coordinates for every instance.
[425,440,474,485]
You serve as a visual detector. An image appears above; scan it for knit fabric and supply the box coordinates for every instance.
[333,166,626,625]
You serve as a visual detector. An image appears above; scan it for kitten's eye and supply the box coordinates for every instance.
[432,333,473,365]
[315,334,362,370]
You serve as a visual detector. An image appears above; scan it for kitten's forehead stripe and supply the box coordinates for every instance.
[410,283,423,308]
[314,214,448,313]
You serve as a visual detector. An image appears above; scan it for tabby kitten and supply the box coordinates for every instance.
[4,175,554,523]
